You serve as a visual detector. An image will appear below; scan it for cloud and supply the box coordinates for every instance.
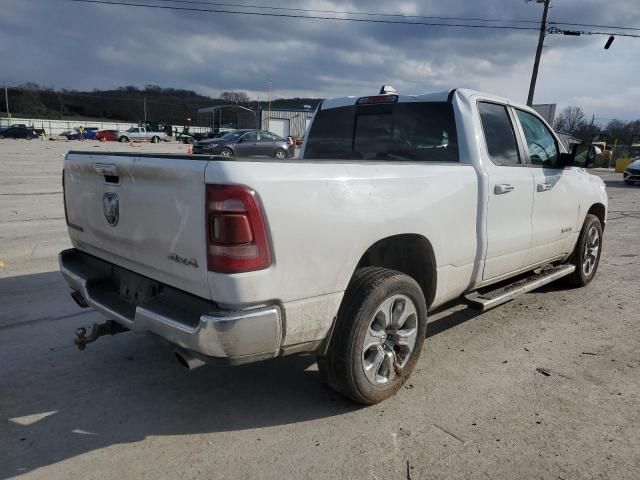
[1,0,639,119]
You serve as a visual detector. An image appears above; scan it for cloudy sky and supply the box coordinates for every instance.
[1,0,639,121]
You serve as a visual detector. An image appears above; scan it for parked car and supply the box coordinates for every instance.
[192,129,294,158]
[95,129,118,142]
[623,158,640,185]
[59,87,607,404]
[64,127,99,140]
[0,125,37,139]
[117,127,166,143]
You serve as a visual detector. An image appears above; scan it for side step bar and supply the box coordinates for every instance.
[465,264,576,312]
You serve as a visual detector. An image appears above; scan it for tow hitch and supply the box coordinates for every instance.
[74,320,129,350]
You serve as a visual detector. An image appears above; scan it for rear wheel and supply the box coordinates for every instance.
[274,148,287,159]
[317,267,427,404]
[565,214,603,287]
[119,136,129,143]
[151,136,159,144]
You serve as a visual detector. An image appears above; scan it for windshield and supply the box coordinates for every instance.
[304,102,458,162]
[221,131,247,141]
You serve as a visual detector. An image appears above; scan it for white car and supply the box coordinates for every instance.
[116,126,166,143]
[59,88,607,404]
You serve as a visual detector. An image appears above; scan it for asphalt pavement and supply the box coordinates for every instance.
[1,139,639,479]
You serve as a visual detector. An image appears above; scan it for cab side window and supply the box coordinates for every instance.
[478,102,521,166]
[515,110,560,168]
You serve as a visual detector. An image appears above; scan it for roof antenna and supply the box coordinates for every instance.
[379,85,397,94]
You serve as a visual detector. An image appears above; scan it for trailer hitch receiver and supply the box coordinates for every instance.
[74,320,129,350]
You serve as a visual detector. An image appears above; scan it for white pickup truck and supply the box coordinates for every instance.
[60,88,607,404]
[116,126,166,144]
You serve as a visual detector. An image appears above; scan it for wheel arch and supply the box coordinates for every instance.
[587,202,606,230]
[353,234,437,308]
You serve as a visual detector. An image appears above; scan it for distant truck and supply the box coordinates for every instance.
[117,127,166,143]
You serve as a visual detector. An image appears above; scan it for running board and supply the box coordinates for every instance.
[465,264,576,312]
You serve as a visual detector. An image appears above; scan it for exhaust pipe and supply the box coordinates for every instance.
[174,349,206,370]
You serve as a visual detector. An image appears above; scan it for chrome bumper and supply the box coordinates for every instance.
[59,249,282,364]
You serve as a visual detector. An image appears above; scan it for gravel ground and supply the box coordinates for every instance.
[1,139,639,479]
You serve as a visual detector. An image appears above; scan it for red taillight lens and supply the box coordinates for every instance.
[206,184,272,273]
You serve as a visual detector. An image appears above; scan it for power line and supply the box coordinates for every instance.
[550,21,640,32]
[143,0,542,25]
[63,0,541,30]
[62,0,640,35]
[547,27,640,39]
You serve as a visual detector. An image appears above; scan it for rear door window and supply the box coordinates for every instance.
[478,102,521,166]
[260,132,275,142]
[305,102,458,162]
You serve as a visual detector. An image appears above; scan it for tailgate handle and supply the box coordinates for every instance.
[94,163,119,184]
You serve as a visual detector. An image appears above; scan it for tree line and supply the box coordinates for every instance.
[553,106,640,146]
[1,84,321,125]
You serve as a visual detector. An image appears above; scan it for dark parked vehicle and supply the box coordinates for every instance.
[623,158,640,185]
[0,125,38,139]
[65,127,99,140]
[192,129,295,158]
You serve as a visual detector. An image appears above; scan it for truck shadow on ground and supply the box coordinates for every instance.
[604,178,639,190]
[0,271,509,477]
[0,271,358,477]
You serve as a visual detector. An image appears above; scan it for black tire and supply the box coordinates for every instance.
[565,214,603,287]
[220,147,234,157]
[274,148,287,159]
[119,136,129,143]
[317,267,427,404]
[151,136,159,144]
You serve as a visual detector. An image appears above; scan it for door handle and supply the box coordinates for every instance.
[537,183,553,192]
[494,184,515,195]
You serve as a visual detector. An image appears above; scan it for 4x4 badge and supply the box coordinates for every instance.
[103,192,119,226]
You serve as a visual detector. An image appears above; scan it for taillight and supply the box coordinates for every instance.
[205,184,272,273]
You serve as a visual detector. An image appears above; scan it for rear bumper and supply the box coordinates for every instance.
[59,248,283,365]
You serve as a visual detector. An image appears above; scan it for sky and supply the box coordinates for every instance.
[1,0,639,122]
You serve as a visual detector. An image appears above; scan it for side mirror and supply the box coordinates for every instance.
[572,144,597,168]
[560,144,597,168]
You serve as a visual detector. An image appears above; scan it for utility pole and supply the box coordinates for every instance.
[4,85,10,119]
[527,0,550,107]
[267,79,272,131]
[143,97,147,123]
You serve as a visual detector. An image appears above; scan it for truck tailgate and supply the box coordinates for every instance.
[64,152,211,300]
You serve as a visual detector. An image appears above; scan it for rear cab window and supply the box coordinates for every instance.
[304,101,459,162]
